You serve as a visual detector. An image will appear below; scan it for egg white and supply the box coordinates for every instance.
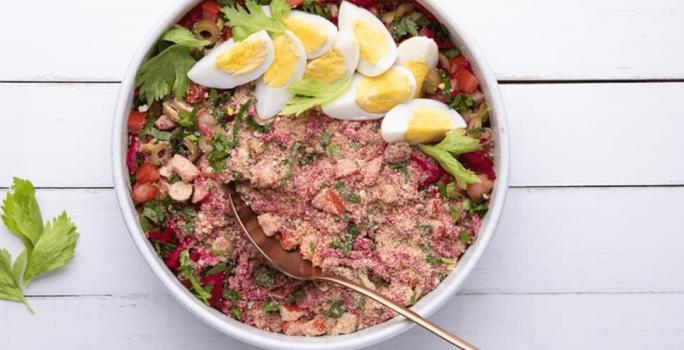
[255,31,307,121]
[282,10,338,59]
[397,36,439,68]
[338,1,398,77]
[187,30,275,89]
[334,30,360,76]
[381,99,467,143]
[322,66,416,121]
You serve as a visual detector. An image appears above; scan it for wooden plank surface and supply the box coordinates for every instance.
[2,82,683,188]
[1,187,681,296]
[2,293,682,350]
[1,0,683,81]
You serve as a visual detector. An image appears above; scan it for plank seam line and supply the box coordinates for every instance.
[499,79,684,84]
[24,290,684,298]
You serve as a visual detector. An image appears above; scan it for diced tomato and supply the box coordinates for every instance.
[449,56,469,75]
[135,162,160,184]
[411,153,447,190]
[201,1,221,21]
[132,183,158,203]
[287,0,304,7]
[127,110,146,134]
[455,67,480,93]
[179,5,203,27]
[327,190,346,215]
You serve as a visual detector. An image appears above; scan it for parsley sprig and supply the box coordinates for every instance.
[135,26,210,105]
[223,0,291,41]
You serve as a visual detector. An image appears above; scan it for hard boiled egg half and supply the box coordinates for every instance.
[338,1,397,77]
[282,10,338,59]
[397,36,439,98]
[188,30,274,89]
[322,66,416,120]
[255,31,307,121]
[304,31,360,83]
[381,99,467,144]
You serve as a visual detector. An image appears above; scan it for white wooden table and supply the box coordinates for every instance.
[1,0,683,348]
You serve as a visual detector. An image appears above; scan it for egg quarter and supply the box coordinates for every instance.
[397,36,439,98]
[338,1,398,77]
[304,30,360,83]
[381,99,467,144]
[187,30,275,89]
[255,30,307,122]
[322,65,416,121]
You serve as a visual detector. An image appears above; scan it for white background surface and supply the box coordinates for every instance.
[1,0,683,349]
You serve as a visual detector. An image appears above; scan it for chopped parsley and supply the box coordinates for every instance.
[437,69,454,103]
[324,299,346,318]
[208,133,231,172]
[388,161,410,180]
[285,288,306,305]
[252,265,277,288]
[390,16,419,40]
[450,93,475,113]
[420,244,455,266]
[329,221,362,255]
[140,200,167,232]
[179,207,197,235]
[261,301,280,314]
[463,198,489,215]
[224,289,241,301]
[179,250,212,304]
[231,306,242,319]
[459,231,470,244]
[334,182,361,204]
[301,0,332,19]
[245,115,270,133]
[443,47,462,58]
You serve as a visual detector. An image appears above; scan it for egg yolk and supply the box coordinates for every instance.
[215,34,268,75]
[404,60,429,98]
[284,18,328,55]
[304,49,346,83]
[356,68,412,113]
[406,107,456,144]
[263,34,300,88]
[354,20,388,64]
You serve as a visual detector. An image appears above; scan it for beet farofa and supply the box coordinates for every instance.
[127,0,495,336]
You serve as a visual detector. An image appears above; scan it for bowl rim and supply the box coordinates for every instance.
[111,1,510,349]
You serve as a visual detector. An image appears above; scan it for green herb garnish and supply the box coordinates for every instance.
[223,0,290,41]
[282,76,352,116]
[324,299,346,318]
[179,250,212,304]
[261,301,280,314]
[135,26,210,104]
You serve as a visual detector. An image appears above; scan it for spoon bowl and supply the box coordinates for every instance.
[226,183,479,350]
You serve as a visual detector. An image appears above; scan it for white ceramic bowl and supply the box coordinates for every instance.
[112,1,510,349]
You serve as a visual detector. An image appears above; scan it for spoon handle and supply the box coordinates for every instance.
[319,276,478,350]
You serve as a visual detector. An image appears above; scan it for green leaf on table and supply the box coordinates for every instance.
[0,249,32,313]
[1,178,43,249]
[23,212,79,284]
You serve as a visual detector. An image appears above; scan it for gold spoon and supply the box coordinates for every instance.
[226,183,478,349]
